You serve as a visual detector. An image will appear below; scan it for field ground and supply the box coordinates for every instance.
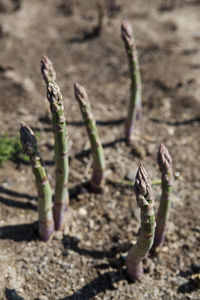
[0,0,200,299]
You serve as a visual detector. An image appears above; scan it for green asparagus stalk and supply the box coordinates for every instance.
[20,123,54,241]
[126,164,155,281]
[74,83,105,192]
[153,144,173,250]
[41,55,56,85]
[121,19,142,143]
[46,82,69,230]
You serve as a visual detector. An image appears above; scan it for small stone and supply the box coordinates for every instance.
[162,246,169,253]
[89,219,94,229]
[2,180,11,188]
[78,207,87,217]
[22,78,36,93]
[39,296,48,300]
[168,127,175,136]
[53,231,63,240]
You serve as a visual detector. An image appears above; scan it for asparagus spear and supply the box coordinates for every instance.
[47,82,69,230]
[121,19,142,143]
[74,83,105,192]
[20,123,54,241]
[41,56,56,85]
[153,144,173,249]
[126,164,155,281]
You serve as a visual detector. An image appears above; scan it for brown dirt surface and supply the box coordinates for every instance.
[0,0,200,299]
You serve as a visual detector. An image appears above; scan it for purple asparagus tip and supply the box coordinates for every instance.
[74,83,88,103]
[121,18,134,47]
[20,123,37,156]
[41,55,56,85]
[134,163,153,206]
[158,144,172,174]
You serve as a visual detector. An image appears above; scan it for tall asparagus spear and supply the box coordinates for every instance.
[121,19,142,143]
[153,144,173,250]
[20,123,54,242]
[126,164,155,281]
[41,56,56,85]
[46,82,69,230]
[74,83,105,192]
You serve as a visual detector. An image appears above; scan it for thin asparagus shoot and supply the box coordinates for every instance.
[126,164,155,281]
[41,55,56,85]
[121,19,142,143]
[47,82,69,230]
[74,83,105,192]
[20,123,54,242]
[153,144,173,250]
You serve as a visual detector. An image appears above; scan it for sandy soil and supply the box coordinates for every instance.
[0,0,200,299]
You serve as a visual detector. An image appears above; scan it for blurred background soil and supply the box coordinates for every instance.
[0,0,200,299]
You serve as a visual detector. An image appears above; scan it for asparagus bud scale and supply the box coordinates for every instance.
[41,55,56,85]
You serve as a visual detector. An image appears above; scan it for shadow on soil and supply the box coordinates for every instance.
[0,221,38,242]
[151,117,200,126]
[61,269,127,300]
[178,264,200,294]
[5,288,25,300]
[0,186,36,200]
[62,235,131,259]
[0,196,37,211]
[75,137,125,160]
[68,118,125,127]
[0,187,37,211]
[68,25,103,44]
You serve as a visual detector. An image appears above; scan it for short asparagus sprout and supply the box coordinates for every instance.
[121,19,142,143]
[46,82,69,230]
[153,144,173,250]
[126,164,155,281]
[20,123,54,241]
[41,55,56,85]
[74,83,105,192]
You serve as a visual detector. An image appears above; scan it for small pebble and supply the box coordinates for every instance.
[168,127,175,136]
[78,207,87,217]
